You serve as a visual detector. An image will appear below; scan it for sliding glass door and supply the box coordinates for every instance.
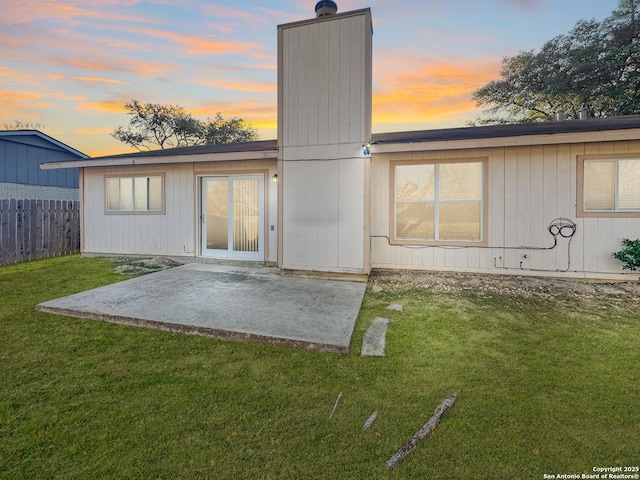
[201,175,264,260]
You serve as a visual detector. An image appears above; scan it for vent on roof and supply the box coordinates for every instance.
[579,105,588,120]
[315,1,338,17]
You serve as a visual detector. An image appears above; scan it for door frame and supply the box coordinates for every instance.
[197,172,267,261]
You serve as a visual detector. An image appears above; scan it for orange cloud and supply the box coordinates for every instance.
[65,59,117,71]
[0,89,49,110]
[73,128,114,135]
[205,60,277,73]
[78,100,128,114]
[0,66,38,85]
[190,99,277,138]
[196,78,276,94]
[192,99,275,119]
[73,76,128,85]
[86,145,136,157]
[373,50,502,125]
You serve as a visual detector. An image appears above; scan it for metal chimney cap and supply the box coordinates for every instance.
[315,1,338,17]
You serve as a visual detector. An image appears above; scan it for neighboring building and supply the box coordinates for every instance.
[0,130,87,201]
[42,3,640,279]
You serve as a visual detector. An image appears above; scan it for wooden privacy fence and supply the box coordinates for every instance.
[0,199,80,265]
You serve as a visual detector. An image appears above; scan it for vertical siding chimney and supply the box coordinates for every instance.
[278,7,372,274]
[556,108,565,121]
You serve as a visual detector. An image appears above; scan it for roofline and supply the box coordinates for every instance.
[371,116,640,153]
[41,148,279,170]
[40,116,640,168]
[0,130,88,158]
[84,139,278,161]
[370,128,640,153]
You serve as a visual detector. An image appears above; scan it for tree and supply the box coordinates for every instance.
[112,100,258,151]
[202,113,259,144]
[472,0,640,124]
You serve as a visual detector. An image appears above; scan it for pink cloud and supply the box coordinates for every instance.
[1,0,160,26]
[118,26,264,57]
[0,66,39,86]
[200,3,272,27]
[55,57,174,78]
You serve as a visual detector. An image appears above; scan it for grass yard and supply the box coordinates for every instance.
[1,256,639,479]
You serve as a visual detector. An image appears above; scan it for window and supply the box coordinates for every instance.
[581,157,640,214]
[106,175,163,213]
[392,159,486,244]
[578,155,640,218]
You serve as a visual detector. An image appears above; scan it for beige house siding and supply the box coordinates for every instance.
[81,160,277,261]
[370,139,640,279]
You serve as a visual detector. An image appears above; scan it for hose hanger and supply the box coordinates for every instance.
[547,217,577,239]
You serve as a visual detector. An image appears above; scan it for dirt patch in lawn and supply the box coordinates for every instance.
[369,270,640,305]
[112,256,184,276]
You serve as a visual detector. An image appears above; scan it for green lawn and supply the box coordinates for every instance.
[1,256,639,479]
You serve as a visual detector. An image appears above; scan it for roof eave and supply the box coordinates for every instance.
[370,128,640,153]
[41,148,279,170]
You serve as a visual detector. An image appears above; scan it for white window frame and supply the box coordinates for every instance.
[105,174,165,214]
[390,158,488,246]
[577,155,640,218]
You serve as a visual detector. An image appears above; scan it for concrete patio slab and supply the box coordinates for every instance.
[36,263,367,354]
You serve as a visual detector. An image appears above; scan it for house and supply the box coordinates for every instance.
[41,3,640,280]
[1,130,87,264]
[1,130,87,201]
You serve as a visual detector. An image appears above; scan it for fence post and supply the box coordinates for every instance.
[8,199,17,264]
[35,200,43,259]
[1,199,9,264]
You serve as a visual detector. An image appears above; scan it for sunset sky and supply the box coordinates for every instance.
[1,0,618,157]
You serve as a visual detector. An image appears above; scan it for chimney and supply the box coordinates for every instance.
[315,1,338,17]
[556,108,565,121]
